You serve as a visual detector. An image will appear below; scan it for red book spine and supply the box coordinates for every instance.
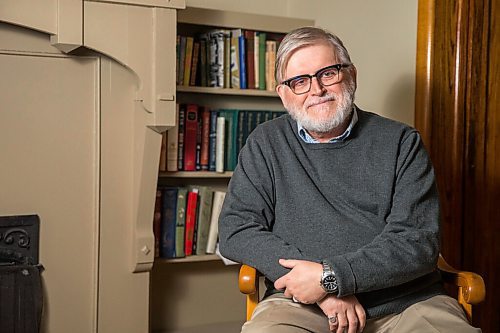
[184,189,199,256]
[200,107,211,170]
[244,30,255,89]
[183,104,199,171]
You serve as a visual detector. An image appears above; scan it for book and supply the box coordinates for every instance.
[184,188,199,256]
[166,105,179,171]
[230,29,242,89]
[219,109,239,171]
[159,131,167,172]
[189,40,200,86]
[208,110,218,171]
[195,108,202,171]
[258,32,267,90]
[236,110,247,157]
[272,110,286,119]
[160,187,178,259]
[175,35,181,84]
[245,110,256,144]
[223,31,231,88]
[208,30,226,87]
[215,116,225,173]
[195,186,214,255]
[206,191,226,254]
[265,40,277,91]
[177,36,187,86]
[199,34,209,87]
[153,189,162,258]
[254,31,260,89]
[238,33,247,89]
[200,106,211,171]
[177,103,186,170]
[255,110,264,127]
[183,104,199,171]
[244,30,255,89]
[175,187,188,258]
[183,36,194,86]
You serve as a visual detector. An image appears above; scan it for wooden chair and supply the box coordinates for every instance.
[238,255,485,322]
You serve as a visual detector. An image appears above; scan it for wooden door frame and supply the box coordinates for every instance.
[414,0,498,330]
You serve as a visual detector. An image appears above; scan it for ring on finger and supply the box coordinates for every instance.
[328,314,337,324]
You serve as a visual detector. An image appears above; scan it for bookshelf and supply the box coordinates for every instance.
[176,85,278,97]
[156,254,221,264]
[151,6,314,333]
[159,171,233,178]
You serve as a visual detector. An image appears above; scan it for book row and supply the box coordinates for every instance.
[159,103,287,173]
[176,29,284,90]
[153,186,226,259]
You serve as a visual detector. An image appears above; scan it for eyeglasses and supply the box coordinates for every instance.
[280,63,351,95]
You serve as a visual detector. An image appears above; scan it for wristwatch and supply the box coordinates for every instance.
[320,261,339,294]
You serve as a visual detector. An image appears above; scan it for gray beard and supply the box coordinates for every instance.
[286,81,355,134]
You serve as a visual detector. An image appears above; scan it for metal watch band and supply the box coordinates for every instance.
[321,261,339,294]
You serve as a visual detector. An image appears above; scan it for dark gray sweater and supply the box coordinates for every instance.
[218,108,444,318]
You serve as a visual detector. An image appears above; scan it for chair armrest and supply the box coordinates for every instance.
[437,255,486,304]
[238,258,485,322]
[239,265,260,320]
[239,258,486,303]
[239,264,258,295]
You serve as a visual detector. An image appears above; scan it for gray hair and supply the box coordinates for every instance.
[275,26,353,83]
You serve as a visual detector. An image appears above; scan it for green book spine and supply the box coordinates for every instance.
[258,32,266,90]
[219,109,239,171]
[195,186,214,255]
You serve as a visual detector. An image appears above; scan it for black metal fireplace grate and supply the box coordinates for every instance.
[0,215,43,333]
[0,215,40,265]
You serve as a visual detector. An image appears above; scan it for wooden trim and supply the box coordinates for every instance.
[414,0,435,148]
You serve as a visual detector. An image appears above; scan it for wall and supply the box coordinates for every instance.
[1,3,178,331]
[186,0,418,125]
[0,24,100,332]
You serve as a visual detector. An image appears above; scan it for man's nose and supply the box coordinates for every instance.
[309,77,326,95]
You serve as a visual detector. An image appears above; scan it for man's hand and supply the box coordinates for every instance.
[317,294,366,333]
[274,259,327,304]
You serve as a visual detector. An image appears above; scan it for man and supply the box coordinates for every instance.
[218,27,479,333]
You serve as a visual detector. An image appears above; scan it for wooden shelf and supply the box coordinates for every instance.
[156,254,222,264]
[154,320,244,333]
[177,85,278,97]
[159,171,233,178]
[178,7,313,33]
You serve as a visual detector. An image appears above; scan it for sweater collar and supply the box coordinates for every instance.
[297,107,358,143]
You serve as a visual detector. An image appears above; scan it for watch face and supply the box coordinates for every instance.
[323,275,338,293]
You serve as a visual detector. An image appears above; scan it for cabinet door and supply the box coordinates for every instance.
[0,50,100,332]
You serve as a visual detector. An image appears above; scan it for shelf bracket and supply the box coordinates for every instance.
[84,0,183,134]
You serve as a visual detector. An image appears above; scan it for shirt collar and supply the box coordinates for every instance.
[297,107,358,143]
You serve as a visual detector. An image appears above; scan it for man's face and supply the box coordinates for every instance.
[276,43,357,134]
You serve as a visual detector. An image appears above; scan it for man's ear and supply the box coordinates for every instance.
[276,84,286,103]
[351,65,358,88]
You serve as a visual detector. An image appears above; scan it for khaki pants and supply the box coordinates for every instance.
[241,294,481,333]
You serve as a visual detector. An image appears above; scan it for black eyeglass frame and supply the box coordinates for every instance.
[280,63,351,95]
